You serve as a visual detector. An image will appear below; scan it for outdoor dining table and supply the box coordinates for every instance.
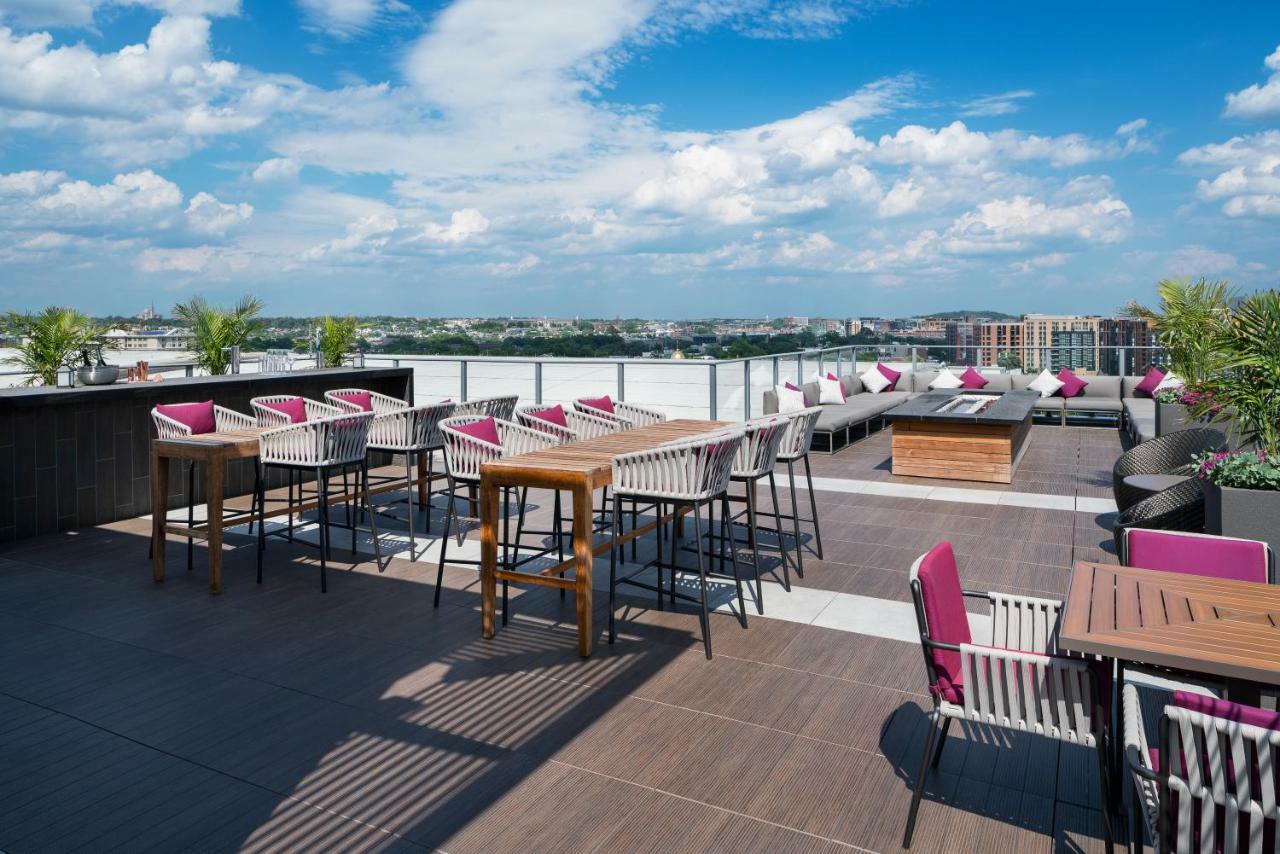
[478,418,729,657]
[151,428,435,593]
[1060,560,1280,704]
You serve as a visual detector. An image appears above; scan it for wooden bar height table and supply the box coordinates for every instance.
[151,429,435,594]
[1060,561,1280,702]
[479,419,728,657]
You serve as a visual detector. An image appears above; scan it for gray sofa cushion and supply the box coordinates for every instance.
[840,374,864,397]
[911,371,939,393]
[1124,398,1156,441]
[1121,376,1151,399]
[1080,375,1121,400]
[801,381,821,407]
[975,373,1013,393]
[1067,397,1122,413]
[815,406,855,432]
[1032,397,1064,412]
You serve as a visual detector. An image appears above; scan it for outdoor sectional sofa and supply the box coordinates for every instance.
[763,369,1158,453]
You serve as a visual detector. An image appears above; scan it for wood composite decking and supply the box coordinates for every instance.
[0,424,1125,852]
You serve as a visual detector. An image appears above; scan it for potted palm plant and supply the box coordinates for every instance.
[1189,289,1280,554]
[316,316,360,368]
[5,306,103,387]
[1125,278,1235,436]
[173,295,264,375]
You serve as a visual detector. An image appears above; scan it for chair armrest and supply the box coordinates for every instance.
[251,401,293,427]
[152,410,192,439]
[498,420,559,456]
[304,399,343,421]
[957,643,1105,740]
[988,592,1064,654]
[614,401,665,427]
[565,409,618,440]
[214,406,256,432]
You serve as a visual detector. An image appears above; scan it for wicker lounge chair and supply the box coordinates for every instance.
[1111,428,1225,512]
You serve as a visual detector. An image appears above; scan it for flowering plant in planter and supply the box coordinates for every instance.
[1198,450,1280,491]
[1156,386,1222,410]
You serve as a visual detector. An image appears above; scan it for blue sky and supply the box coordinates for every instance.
[0,0,1278,318]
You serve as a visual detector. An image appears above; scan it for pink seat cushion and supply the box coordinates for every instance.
[331,391,373,412]
[580,395,615,414]
[453,416,501,446]
[1126,530,1269,583]
[914,542,971,703]
[262,397,308,423]
[530,404,569,427]
[1056,369,1089,398]
[1173,691,1280,731]
[1134,367,1165,398]
[156,400,216,435]
[959,367,988,389]
[876,362,901,391]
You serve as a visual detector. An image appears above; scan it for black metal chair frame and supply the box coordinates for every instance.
[1111,477,1208,557]
[1111,428,1226,512]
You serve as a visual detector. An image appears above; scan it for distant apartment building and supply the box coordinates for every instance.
[944,321,979,365]
[102,328,194,351]
[844,318,863,336]
[1022,315,1104,372]
[859,317,891,334]
[808,317,843,334]
[1098,318,1157,375]
[978,321,1024,367]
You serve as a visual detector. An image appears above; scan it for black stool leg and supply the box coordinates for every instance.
[786,460,806,579]
[501,486,510,626]
[255,461,266,585]
[654,500,665,611]
[187,462,195,572]
[406,452,416,561]
[363,461,382,571]
[553,490,566,601]
[287,470,295,543]
[745,487,764,614]
[692,500,712,659]
[768,472,791,590]
[434,477,454,607]
[803,453,823,560]
[317,466,329,593]
[608,493,620,643]
[722,493,746,627]
[424,450,434,534]
[349,464,357,557]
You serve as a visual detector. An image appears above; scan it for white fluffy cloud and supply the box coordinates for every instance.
[1224,45,1280,119]
[420,208,490,244]
[960,90,1033,117]
[137,244,250,275]
[185,191,252,234]
[0,169,65,195]
[1164,244,1237,277]
[252,157,301,182]
[1180,130,1280,217]
[36,170,183,222]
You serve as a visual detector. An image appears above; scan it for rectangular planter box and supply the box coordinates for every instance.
[1155,401,1195,436]
[1205,482,1280,560]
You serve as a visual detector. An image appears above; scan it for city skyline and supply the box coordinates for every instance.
[0,1,1277,316]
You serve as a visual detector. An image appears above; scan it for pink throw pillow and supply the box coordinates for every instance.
[531,404,569,427]
[156,400,216,434]
[332,390,373,411]
[1055,370,1088,398]
[1134,367,1164,398]
[263,397,307,423]
[580,395,615,414]
[959,367,988,390]
[876,362,901,391]
[453,416,501,446]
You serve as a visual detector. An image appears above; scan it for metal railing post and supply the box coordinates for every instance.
[460,359,468,401]
[709,363,717,420]
[742,360,751,420]
[818,350,824,377]
[617,363,625,401]
[911,346,918,376]
[795,353,803,385]
[534,361,543,405]
[1118,347,1127,377]
[835,349,842,377]
[772,356,779,387]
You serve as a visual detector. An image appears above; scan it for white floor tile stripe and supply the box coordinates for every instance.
[786,474,1116,514]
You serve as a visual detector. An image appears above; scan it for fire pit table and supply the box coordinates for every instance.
[882,389,1038,484]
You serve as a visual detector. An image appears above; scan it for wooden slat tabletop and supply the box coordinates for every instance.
[153,428,268,460]
[482,419,729,488]
[1060,561,1280,686]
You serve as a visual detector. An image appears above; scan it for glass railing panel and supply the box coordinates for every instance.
[539,361,619,409]
[623,362,712,420]
[465,360,535,404]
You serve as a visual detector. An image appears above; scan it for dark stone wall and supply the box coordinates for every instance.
[0,367,412,544]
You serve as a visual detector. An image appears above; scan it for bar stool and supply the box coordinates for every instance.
[452,395,518,421]
[723,415,793,613]
[325,389,455,560]
[573,395,665,429]
[250,395,344,541]
[149,400,257,570]
[771,406,825,576]
[253,411,383,593]
[434,415,557,618]
[608,428,746,659]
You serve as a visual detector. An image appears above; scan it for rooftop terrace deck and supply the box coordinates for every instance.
[0,424,1123,852]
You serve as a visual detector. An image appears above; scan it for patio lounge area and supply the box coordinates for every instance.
[0,422,1126,852]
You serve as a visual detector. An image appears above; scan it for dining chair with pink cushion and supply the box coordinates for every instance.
[326,388,456,560]
[573,395,665,429]
[1119,528,1274,584]
[249,394,342,427]
[904,541,1115,849]
[149,400,257,573]
[1124,683,1280,852]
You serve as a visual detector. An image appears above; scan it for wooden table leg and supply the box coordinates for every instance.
[573,482,594,658]
[480,477,499,640]
[416,452,430,505]
[151,450,169,583]
[206,456,224,594]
